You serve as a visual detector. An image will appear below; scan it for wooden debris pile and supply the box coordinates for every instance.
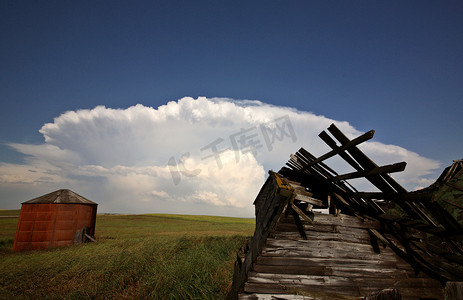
[227,124,463,300]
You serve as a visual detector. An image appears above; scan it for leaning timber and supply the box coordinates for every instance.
[227,124,463,300]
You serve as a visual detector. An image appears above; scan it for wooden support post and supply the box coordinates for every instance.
[291,208,307,239]
[368,229,381,254]
[369,229,390,247]
[291,203,314,224]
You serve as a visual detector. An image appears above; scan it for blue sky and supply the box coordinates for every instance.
[0,1,462,215]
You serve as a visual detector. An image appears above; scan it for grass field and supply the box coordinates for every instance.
[0,210,255,299]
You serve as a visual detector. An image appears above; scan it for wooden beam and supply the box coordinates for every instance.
[329,162,407,182]
[443,199,463,210]
[294,193,324,207]
[327,124,397,193]
[394,191,434,202]
[325,124,429,221]
[291,203,314,224]
[332,192,377,216]
[327,125,392,185]
[410,201,439,227]
[299,147,340,176]
[369,229,390,246]
[319,130,363,171]
[320,125,412,217]
[353,192,394,199]
[368,229,381,254]
[294,152,332,180]
[291,150,359,198]
[85,234,97,243]
[291,208,307,239]
[306,129,375,168]
[422,202,463,233]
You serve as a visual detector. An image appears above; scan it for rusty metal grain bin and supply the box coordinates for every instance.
[13,189,97,251]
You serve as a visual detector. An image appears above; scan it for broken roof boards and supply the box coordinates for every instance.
[228,124,463,300]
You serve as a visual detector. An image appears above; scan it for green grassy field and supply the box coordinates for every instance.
[0,211,255,299]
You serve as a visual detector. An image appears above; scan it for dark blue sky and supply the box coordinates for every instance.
[1,1,462,165]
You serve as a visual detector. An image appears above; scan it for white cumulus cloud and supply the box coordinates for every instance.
[0,97,441,217]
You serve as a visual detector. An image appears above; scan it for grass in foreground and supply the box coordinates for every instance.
[0,212,255,299]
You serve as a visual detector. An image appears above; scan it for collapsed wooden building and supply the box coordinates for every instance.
[227,124,463,300]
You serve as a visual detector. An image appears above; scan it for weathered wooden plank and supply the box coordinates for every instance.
[444,282,463,300]
[279,213,381,230]
[291,203,314,224]
[294,193,324,207]
[237,289,443,300]
[246,272,442,291]
[84,233,97,243]
[298,147,340,177]
[252,264,419,279]
[260,248,397,261]
[265,237,387,249]
[329,162,407,182]
[271,230,371,242]
[248,268,438,288]
[275,222,372,236]
[262,239,396,257]
[422,201,462,233]
[270,233,370,245]
[318,131,363,171]
[287,181,313,196]
[243,281,363,297]
[270,230,371,244]
[292,151,356,198]
[255,256,411,270]
[326,124,402,196]
[243,282,443,299]
[293,151,336,180]
[239,294,316,300]
[291,207,307,239]
[286,160,301,171]
[369,228,389,246]
[260,247,397,261]
[275,221,338,233]
[339,191,385,215]
[305,129,375,168]
[368,228,381,254]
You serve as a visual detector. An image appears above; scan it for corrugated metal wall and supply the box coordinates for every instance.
[13,203,97,251]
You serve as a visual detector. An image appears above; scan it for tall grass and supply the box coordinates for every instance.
[0,213,254,299]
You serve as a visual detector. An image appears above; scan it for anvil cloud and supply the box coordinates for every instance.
[0,97,440,217]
